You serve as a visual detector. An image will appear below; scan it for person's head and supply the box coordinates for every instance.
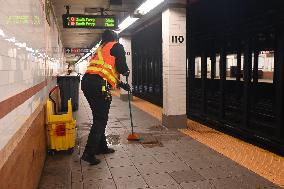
[100,30,118,45]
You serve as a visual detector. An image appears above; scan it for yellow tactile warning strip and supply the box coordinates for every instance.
[182,120,284,188]
[111,90,284,188]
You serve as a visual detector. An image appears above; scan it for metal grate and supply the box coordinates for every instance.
[140,133,163,148]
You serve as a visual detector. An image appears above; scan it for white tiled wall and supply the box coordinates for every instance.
[0,0,65,99]
[0,0,65,167]
[162,7,187,116]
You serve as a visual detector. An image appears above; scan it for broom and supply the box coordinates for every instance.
[126,75,140,141]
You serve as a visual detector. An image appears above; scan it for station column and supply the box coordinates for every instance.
[162,0,187,128]
[119,36,133,101]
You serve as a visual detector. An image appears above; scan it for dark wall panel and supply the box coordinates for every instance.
[186,0,284,155]
[132,19,163,106]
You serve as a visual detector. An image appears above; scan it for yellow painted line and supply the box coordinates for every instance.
[111,90,284,187]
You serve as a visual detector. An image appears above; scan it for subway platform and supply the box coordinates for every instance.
[2,0,284,188]
[38,90,283,189]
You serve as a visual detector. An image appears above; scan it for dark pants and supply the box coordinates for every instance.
[81,74,112,156]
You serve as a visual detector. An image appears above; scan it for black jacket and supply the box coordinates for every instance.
[110,43,129,75]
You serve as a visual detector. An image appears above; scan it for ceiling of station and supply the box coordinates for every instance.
[51,0,141,62]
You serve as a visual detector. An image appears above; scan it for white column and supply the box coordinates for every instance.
[162,3,187,128]
[119,36,132,101]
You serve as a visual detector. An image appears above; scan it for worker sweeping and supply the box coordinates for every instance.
[81,30,130,165]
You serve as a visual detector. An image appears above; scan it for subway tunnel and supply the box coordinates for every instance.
[0,0,284,188]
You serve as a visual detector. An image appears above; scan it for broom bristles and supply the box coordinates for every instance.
[127,133,140,141]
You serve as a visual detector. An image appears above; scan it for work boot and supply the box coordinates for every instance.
[95,147,115,155]
[81,153,101,165]
[101,147,115,154]
[95,135,115,155]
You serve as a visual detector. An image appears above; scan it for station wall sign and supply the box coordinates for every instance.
[6,15,41,25]
[65,48,90,54]
[171,35,185,44]
[62,14,117,29]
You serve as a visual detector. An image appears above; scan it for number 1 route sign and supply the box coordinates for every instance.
[62,14,117,29]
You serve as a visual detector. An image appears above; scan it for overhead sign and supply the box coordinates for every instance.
[65,48,90,54]
[6,15,41,25]
[62,14,117,29]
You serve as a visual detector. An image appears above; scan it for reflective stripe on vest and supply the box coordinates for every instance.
[86,42,118,88]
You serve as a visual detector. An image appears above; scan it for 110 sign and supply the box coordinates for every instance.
[171,35,185,44]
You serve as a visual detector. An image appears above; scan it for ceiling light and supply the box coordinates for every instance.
[26,47,33,52]
[83,52,91,59]
[116,0,164,33]
[136,0,164,15]
[77,41,101,64]
[5,37,15,43]
[90,41,101,53]
[117,16,139,33]
[15,42,26,48]
[0,29,5,38]
[77,52,92,64]
[95,42,100,48]
[90,48,96,53]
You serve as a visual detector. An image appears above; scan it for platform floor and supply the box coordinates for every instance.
[39,90,282,189]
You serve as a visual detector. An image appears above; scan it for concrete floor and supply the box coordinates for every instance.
[38,90,282,189]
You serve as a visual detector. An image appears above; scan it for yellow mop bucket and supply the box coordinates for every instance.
[46,98,76,153]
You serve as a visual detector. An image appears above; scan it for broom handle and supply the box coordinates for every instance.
[126,76,134,135]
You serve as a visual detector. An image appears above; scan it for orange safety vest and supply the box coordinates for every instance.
[86,42,119,88]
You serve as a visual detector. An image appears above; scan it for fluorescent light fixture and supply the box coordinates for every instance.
[15,42,26,48]
[117,16,139,33]
[77,52,92,64]
[90,40,101,53]
[77,41,101,64]
[90,48,96,53]
[90,41,101,53]
[83,52,91,59]
[26,47,33,52]
[116,0,164,33]
[136,0,164,15]
[0,29,5,38]
[5,37,15,43]
[95,42,100,48]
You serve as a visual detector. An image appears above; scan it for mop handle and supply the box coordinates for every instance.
[126,76,134,135]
